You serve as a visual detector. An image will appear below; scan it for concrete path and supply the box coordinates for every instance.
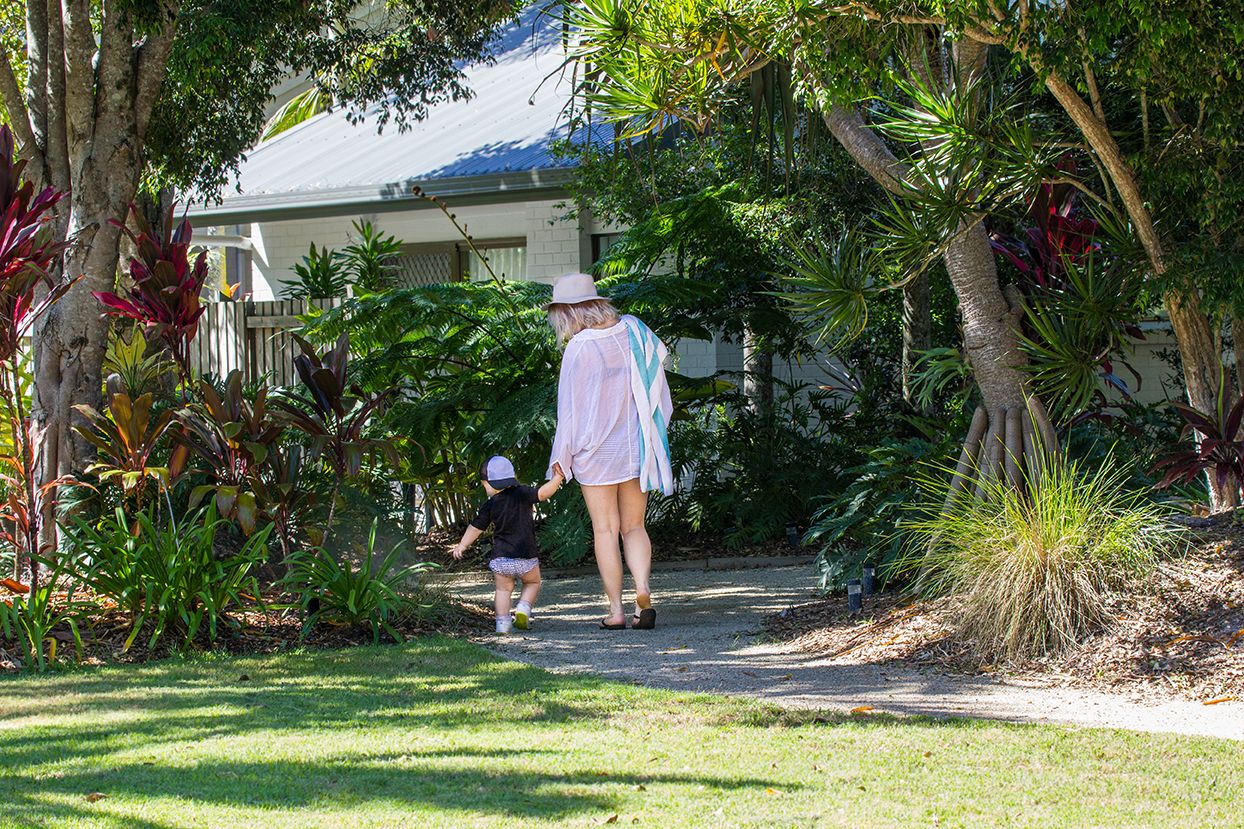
[449,565,1243,740]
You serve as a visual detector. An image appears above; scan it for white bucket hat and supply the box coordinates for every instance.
[544,272,604,309]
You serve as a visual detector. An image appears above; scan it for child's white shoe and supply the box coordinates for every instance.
[495,617,513,634]
[513,602,532,631]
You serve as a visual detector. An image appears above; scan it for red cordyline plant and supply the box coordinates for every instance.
[989,160,1101,292]
[272,333,398,549]
[93,202,219,387]
[1152,379,1244,509]
[0,124,77,592]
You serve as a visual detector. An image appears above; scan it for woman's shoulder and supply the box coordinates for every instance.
[569,318,627,343]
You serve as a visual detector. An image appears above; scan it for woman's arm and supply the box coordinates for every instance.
[547,342,582,481]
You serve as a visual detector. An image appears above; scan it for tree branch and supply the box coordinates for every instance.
[24,0,50,148]
[60,0,97,152]
[96,0,134,130]
[134,4,180,142]
[44,0,70,192]
[0,49,37,159]
[1081,55,1106,122]
[1043,70,1165,274]
[821,105,910,196]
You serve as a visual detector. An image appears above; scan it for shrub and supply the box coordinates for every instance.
[1152,382,1244,505]
[0,561,90,671]
[94,202,217,385]
[648,382,854,550]
[806,434,955,590]
[66,505,270,652]
[900,453,1182,662]
[281,243,347,301]
[285,521,433,643]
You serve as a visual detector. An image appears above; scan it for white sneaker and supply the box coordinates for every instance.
[495,618,513,634]
[513,607,531,630]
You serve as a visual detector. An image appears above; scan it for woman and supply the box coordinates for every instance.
[546,272,674,630]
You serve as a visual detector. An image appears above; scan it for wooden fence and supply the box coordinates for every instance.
[187,298,341,386]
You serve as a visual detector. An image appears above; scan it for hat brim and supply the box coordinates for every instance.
[487,476,520,489]
[543,294,604,311]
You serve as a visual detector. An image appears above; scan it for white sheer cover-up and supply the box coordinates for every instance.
[548,318,669,487]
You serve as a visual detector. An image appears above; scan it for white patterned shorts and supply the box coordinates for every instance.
[488,557,540,578]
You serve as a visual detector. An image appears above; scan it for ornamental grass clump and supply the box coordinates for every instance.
[902,453,1183,662]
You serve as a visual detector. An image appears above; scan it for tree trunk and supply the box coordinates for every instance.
[34,162,140,550]
[8,1,180,548]
[901,268,932,406]
[742,324,774,416]
[943,222,1028,410]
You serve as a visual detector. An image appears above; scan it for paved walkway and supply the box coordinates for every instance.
[450,565,1243,740]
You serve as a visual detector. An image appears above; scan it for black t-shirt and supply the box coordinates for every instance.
[469,485,540,560]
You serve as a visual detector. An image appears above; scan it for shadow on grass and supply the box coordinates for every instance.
[0,636,821,826]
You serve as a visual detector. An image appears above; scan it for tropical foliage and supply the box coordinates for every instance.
[1152,381,1244,504]
[0,124,76,592]
[285,521,433,644]
[65,505,270,652]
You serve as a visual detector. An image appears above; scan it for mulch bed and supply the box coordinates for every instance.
[764,524,1244,704]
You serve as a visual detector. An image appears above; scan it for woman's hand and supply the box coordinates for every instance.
[450,544,466,561]
[552,462,566,480]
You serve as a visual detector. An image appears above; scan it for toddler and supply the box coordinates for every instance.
[452,455,564,633]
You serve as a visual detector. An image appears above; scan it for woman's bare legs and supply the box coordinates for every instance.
[617,478,652,613]
[581,482,625,625]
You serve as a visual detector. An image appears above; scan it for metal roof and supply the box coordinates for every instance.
[188,13,601,226]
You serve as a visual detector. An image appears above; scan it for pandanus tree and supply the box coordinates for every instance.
[560,0,1060,498]
[0,125,76,590]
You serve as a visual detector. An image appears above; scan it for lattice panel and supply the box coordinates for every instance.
[394,249,455,287]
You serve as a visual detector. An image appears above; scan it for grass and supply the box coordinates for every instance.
[903,452,1182,660]
[0,637,1237,828]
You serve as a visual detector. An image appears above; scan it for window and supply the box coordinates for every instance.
[591,232,624,264]
[392,238,528,286]
[393,244,457,287]
[461,239,527,282]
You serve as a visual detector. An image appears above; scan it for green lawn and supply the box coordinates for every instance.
[0,638,1235,828]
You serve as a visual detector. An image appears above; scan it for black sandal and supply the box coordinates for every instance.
[632,608,657,630]
[599,618,627,630]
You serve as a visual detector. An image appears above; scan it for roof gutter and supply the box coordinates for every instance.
[185,167,577,227]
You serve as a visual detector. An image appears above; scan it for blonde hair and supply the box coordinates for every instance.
[546,299,620,344]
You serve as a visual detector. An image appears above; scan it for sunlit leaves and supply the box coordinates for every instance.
[777,229,889,351]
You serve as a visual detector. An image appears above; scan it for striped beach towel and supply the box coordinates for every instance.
[622,315,675,496]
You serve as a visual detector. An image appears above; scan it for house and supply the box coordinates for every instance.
[184,13,745,384]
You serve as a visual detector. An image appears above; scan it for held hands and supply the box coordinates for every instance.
[552,462,566,481]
